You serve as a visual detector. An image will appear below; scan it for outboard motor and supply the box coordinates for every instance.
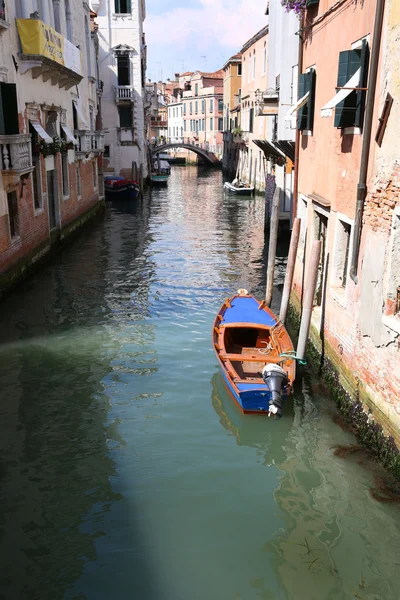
[262,364,289,419]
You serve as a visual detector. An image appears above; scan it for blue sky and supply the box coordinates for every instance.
[145,0,268,82]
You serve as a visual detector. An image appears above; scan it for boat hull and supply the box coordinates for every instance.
[151,174,169,184]
[224,182,254,195]
[104,184,139,201]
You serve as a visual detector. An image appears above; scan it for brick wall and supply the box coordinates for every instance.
[363,162,400,235]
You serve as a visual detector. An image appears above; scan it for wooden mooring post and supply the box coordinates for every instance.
[279,217,301,324]
[296,240,322,361]
[265,186,281,307]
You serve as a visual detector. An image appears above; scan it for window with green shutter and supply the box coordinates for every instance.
[334,40,369,129]
[306,0,319,6]
[115,0,131,13]
[297,68,316,132]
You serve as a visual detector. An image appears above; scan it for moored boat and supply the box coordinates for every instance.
[224,180,254,195]
[104,176,140,201]
[212,289,295,417]
[150,173,169,184]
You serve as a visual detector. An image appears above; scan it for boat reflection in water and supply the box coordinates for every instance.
[211,371,293,465]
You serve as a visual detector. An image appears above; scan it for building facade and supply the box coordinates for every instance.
[221,54,242,175]
[181,71,224,155]
[0,0,105,297]
[167,99,184,142]
[235,25,269,192]
[95,0,147,179]
[290,0,400,440]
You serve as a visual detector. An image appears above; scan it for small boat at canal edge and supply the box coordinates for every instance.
[151,173,169,184]
[212,289,295,417]
[224,180,254,195]
[104,176,140,201]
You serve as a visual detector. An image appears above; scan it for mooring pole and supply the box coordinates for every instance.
[265,186,281,307]
[139,164,144,198]
[296,239,322,361]
[279,217,301,323]
[252,158,257,195]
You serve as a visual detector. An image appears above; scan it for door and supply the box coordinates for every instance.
[47,170,58,230]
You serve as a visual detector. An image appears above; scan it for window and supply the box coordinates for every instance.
[76,163,82,198]
[184,120,186,132]
[195,101,198,113]
[210,117,213,131]
[334,40,369,129]
[218,99,223,112]
[195,83,198,95]
[118,106,132,128]
[183,103,186,115]
[7,191,19,239]
[210,99,213,112]
[92,160,97,189]
[297,68,316,131]
[252,50,256,80]
[104,145,110,157]
[61,136,69,197]
[32,158,42,209]
[190,102,192,115]
[115,0,131,13]
[202,119,205,131]
[202,100,205,113]
[218,118,223,131]
[117,54,130,86]
[190,120,192,132]
[237,63,242,76]
[249,108,254,133]
[85,16,91,78]
[262,42,266,75]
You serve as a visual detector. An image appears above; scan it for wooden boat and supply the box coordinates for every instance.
[212,289,295,417]
[104,176,139,201]
[151,173,169,184]
[224,180,254,195]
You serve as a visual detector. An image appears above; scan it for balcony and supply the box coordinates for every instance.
[16,19,82,89]
[0,134,33,174]
[91,131,105,152]
[115,86,135,102]
[74,130,92,155]
[153,121,167,128]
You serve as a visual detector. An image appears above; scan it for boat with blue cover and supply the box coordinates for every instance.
[212,289,295,417]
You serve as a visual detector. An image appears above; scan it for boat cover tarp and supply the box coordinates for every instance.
[221,297,277,326]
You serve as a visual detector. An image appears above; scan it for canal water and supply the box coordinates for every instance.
[0,166,399,600]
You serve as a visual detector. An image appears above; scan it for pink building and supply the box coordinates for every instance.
[180,71,224,151]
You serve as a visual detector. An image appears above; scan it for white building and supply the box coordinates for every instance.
[1,0,105,296]
[94,0,147,179]
[265,0,299,218]
[168,99,184,142]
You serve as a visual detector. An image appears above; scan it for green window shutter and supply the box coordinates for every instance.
[306,0,319,5]
[355,40,370,128]
[334,49,361,128]
[115,0,121,12]
[306,68,316,131]
[126,0,131,11]
[297,73,307,131]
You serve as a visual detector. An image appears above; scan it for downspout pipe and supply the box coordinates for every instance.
[292,15,304,223]
[350,0,385,283]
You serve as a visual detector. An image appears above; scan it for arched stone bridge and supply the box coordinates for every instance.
[151,140,221,166]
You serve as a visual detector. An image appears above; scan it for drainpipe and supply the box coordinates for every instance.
[292,14,304,223]
[350,0,385,283]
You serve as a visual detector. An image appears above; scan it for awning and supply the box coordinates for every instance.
[285,91,310,120]
[73,100,89,129]
[253,139,285,162]
[61,124,78,144]
[321,68,361,117]
[30,120,52,143]
[274,140,295,162]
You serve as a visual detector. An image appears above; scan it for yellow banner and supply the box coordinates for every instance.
[17,19,64,66]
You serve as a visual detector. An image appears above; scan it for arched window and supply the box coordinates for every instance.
[262,42,266,75]
[253,50,256,80]
[248,53,251,83]
[65,0,73,41]
[85,15,91,78]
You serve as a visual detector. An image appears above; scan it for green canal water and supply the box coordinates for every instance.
[0,167,399,600]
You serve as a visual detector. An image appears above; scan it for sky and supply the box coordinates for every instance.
[145,0,268,82]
